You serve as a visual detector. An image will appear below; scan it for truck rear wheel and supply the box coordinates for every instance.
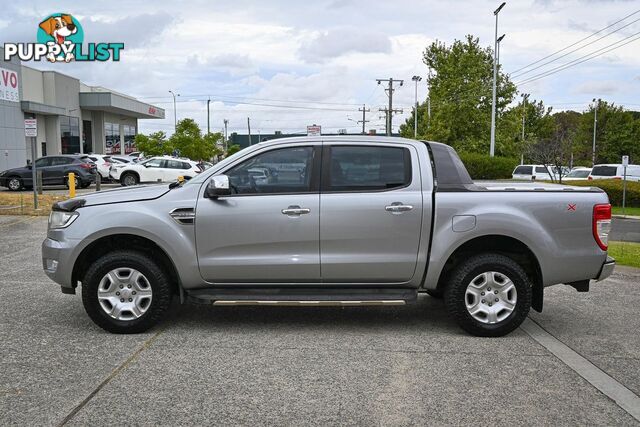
[81,251,172,334]
[444,253,531,337]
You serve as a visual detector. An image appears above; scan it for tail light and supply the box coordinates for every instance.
[104,161,111,167]
[588,176,593,180]
[592,204,611,250]
[79,163,93,169]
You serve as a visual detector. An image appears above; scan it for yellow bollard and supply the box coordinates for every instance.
[68,172,76,198]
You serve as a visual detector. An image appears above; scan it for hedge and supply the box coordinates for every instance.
[564,179,640,207]
[459,152,519,180]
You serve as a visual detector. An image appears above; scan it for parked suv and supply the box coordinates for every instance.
[110,156,201,186]
[589,164,640,182]
[512,164,555,181]
[43,137,614,337]
[0,155,96,191]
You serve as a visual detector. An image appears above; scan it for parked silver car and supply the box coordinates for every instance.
[42,136,614,336]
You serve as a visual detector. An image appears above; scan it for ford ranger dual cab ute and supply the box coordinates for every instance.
[42,136,615,337]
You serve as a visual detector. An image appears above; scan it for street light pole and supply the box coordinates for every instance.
[412,75,422,139]
[520,93,528,165]
[592,98,599,166]
[168,90,179,133]
[490,2,506,157]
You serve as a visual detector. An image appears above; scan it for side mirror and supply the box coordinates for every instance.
[205,175,231,199]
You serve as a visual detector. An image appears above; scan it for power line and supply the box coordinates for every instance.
[509,8,640,75]
[515,30,640,86]
[138,93,363,107]
[510,15,640,79]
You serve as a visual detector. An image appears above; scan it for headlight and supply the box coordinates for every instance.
[48,211,79,229]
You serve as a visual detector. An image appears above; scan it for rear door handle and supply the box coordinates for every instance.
[385,202,413,213]
[282,205,311,216]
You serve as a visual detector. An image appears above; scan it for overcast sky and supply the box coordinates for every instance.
[4,0,640,136]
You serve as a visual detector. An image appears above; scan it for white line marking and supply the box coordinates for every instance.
[521,317,640,422]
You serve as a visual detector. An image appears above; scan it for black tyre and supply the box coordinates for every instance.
[444,253,531,337]
[425,289,443,299]
[6,176,22,191]
[121,172,139,186]
[82,251,172,334]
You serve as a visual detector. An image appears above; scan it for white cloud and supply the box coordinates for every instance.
[298,27,391,63]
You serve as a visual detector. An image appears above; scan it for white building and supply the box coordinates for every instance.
[0,46,164,171]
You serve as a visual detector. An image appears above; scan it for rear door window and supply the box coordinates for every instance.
[535,166,550,173]
[324,145,411,192]
[591,166,618,176]
[513,166,532,175]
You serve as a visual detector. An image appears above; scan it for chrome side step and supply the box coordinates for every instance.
[212,300,406,306]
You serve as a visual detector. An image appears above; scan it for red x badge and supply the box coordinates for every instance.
[567,204,576,211]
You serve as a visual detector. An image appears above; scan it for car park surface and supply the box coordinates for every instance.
[2,216,640,425]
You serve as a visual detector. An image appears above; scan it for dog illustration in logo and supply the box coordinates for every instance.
[39,15,77,62]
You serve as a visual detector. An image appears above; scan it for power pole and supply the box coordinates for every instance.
[592,98,599,166]
[207,98,211,134]
[358,104,370,134]
[247,117,252,145]
[521,93,528,165]
[490,2,506,157]
[223,119,228,151]
[376,78,404,136]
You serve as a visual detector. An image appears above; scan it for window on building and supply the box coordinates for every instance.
[124,125,136,154]
[105,122,120,154]
[60,116,80,154]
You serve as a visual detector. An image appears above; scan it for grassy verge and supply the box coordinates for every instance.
[0,193,68,216]
[612,206,640,217]
[608,241,640,268]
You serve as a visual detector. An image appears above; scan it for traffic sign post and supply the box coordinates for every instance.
[24,119,38,209]
[622,155,629,216]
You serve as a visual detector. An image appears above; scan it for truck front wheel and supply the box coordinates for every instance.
[444,253,531,337]
[81,251,172,334]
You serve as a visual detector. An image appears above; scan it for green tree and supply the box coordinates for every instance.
[169,118,222,161]
[134,131,171,156]
[575,101,639,164]
[226,144,241,156]
[499,96,554,159]
[400,35,517,154]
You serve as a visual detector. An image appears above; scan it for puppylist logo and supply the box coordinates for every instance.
[4,13,124,63]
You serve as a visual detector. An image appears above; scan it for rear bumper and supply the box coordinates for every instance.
[596,256,615,281]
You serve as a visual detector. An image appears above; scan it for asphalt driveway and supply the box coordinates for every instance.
[1,216,639,425]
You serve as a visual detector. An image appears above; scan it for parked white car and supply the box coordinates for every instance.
[512,164,555,181]
[562,167,592,181]
[110,156,202,186]
[589,164,640,182]
[87,155,113,181]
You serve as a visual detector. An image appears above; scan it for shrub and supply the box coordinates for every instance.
[458,152,519,180]
[565,179,640,207]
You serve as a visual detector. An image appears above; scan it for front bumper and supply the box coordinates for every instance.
[42,237,77,293]
[596,256,615,281]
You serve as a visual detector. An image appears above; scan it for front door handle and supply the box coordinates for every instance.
[282,205,311,216]
[385,202,413,214]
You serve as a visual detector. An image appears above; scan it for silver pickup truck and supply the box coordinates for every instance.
[42,136,615,336]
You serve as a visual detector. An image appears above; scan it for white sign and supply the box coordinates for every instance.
[25,118,37,137]
[622,155,629,167]
[307,125,321,136]
[0,67,19,103]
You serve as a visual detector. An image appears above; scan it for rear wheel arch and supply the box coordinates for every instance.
[435,234,544,312]
[72,233,182,297]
